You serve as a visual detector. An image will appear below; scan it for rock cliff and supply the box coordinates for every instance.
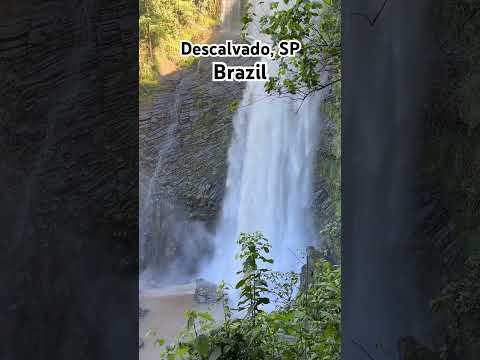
[140,52,253,272]
[140,56,252,223]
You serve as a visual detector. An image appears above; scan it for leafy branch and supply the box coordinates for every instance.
[351,0,389,27]
[155,232,341,360]
[244,0,341,100]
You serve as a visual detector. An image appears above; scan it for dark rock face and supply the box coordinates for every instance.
[139,306,150,319]
[0,2,138,359]
[140,56,252,224]
[194,278,217,304]
[300,246,323,290]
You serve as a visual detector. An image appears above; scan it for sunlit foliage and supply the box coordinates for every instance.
[158,232,341,360]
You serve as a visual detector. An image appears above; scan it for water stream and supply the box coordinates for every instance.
[220,0,242,31]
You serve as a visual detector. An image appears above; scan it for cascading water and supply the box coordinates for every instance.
[140,0,324,289]
[220,0,242,31]
[202,0,323,285]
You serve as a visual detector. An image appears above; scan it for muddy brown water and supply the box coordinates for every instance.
[139,284,223,360]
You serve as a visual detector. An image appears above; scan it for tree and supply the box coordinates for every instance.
[243,0,341,99]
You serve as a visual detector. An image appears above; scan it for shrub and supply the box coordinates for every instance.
[157,232,341,360]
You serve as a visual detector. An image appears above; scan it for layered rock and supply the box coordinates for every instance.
[140,55,253,223]
[139,52,254,272]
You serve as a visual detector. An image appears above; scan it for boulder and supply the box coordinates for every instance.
[194,278,217,304]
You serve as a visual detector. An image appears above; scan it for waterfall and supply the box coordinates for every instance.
[202,0,323,284]
[139,0,324,289]
[220,0,242,32]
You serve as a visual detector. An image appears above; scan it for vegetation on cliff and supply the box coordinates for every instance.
[424,1,480,358]
[139,0,221,96]
[243,0,340,99]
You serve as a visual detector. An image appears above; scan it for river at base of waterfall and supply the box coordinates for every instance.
[139,282,223,360]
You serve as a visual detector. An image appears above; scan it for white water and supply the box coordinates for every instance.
[201,0,323,285]
[220,0,242,31]
[140,0,324,289]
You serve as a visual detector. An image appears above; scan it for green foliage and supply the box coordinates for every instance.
[235,232,273,324]
[139,0,220,89]
[265,270,299,310]
[427,0,480,229]
[320,218,341,264]
[139,0,219,45]
[295,258,341,360]
[419,3,480,358]
[158,232,341,360]
[228,100,240,113]
[431,256,480,359]
[320,77,341,214]
[243,0,341,98]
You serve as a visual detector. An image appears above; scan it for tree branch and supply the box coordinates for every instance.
[352,339,377,360]
[295,78,341,112]
[352,0,389,27]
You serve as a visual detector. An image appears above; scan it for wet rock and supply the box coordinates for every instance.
[139,46,254,272]
[139,306,149,319]
[300,246,323,290]
[194,278,217,304]
[140,48,253,226]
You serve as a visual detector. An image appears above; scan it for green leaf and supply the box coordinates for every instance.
[155,338,166,347]
[176,346,188,356]
[198,312,214,322]
[235,278,247,289]
[195,335,210,357]
[187,316,194,330]
[209,346,222,360]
